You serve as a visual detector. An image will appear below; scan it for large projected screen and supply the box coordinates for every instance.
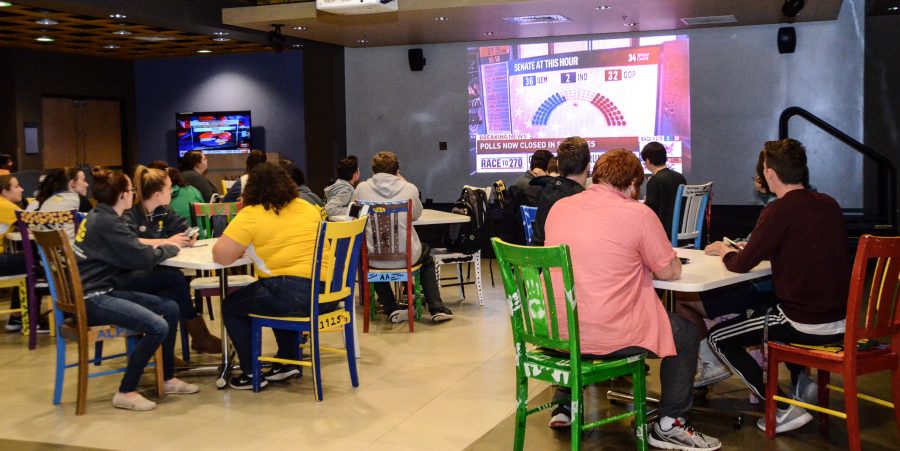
[468,35,691,174]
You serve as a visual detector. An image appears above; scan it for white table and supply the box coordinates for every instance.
[652,248,772,292]
[414,209,469,226]
[160,238,251,388]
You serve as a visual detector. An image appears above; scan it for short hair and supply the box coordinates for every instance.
[242,162,298,213]
[245,149,267,174]
[278,159,305,186]
[36,167,82,204]
[556,137,590,177]
[592,149,644,190]
[178,151,204,172]
[547,158,559,175]
[0,154,12,167]
[372,151,400,175]
[133,165,168,205]
[530,149,554,171]
[755,150,770,194]
[336,157,359,181]
[91,167,131,206]
[763,139,807,185]
[0,174,14,191]
[640,142,667,166]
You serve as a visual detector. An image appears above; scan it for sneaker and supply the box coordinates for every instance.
[548,403,571,429]
[648,418,722,450]
[264,363,301,382]
[792,372,818,405]
[229,373,268,390]
[5,316,21,332]
[388,308,409,323]
[36,317,51,334]
[693,360,731,388]
[112,392,157,411]
[164,378,200,394]
[756,405,813,434]
[430,306,454,323]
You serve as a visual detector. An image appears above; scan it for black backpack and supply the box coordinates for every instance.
[447,187,488,254]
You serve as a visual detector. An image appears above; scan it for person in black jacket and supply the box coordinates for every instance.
[531,137,590,246]
[641,141,687,240]
[178,150,218,202]
[74,167,198,411]
[117,165,222,355]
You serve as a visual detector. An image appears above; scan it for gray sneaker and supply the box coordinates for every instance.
[388,308,409,323]
[693,359,731,388]
[756,405,813,434]
[648,419,722,450]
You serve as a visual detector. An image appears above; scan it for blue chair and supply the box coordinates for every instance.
[520,205,538,245]
[34,229,163,415]
[670,182,713,248]
[249,217,367,400]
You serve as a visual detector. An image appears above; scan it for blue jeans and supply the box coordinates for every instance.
[85,290,179,393]
[222,276,332,373]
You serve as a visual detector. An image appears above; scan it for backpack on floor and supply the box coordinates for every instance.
[447,187,488,254]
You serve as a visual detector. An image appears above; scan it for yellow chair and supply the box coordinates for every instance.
[0,274,28,335]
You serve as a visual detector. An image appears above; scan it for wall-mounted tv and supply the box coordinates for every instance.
[176,110,251,157]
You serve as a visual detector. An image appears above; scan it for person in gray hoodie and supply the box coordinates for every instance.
[323,156,359,218]
[352,151,453,323]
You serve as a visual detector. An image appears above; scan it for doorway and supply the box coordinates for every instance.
[40,97,123,168]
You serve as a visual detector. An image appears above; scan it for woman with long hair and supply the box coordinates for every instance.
[213,162,331,389]
[147,161,203,222]
[27,167,92,213]
[74,167,198,410]
[0,175,32,332]
[177,151,217,202]
[113,165,221,355]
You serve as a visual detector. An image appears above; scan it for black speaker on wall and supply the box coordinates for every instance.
[408,48,426,71]
[777,27,796,54]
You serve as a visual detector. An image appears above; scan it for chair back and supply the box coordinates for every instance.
[311,217,367,314]
[358,200,413,268]
[491,237,581,357]
[221,179,236,194]
[846,235,900,354]
[670,182,713,248]
[190,201,242,239]
[520,206,538,245]
[32,229,87,332]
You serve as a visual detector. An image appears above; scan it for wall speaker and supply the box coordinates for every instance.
[408,48,426,71]
[777,27,796,54]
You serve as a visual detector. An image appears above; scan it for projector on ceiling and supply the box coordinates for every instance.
[316,0,398,15]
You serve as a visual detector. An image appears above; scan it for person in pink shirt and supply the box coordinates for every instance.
[545,149,721,451]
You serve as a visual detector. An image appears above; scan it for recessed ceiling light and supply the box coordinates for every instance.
[596,5,611,10]
[291,43,303,48]
[212,37,231,42]
[196,49,212,53]
[35,18,58,26]
[889,6,900,11]
[103,43,120,49]
[357,39,368,44]
[624,22,638,27]
[434,16,448,21]
[292,26,307,31]
[484,31,495,36]
[112,29,132,35]
[35,35,54,42]
[213,31,230,36]
[0,2,12,7]
[109,13,126,19]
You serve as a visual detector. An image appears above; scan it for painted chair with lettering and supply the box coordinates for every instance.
[34,229,164,415]
[670,182,713,248]
[359,200,423,333]
[249,217,366,400]
[492,237,649,450]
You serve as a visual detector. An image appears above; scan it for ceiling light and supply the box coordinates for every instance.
[133,35,177,42]
[596,5,611,10]
[483,31,495,36]
[213,31,230,36]
[103,43,120,49]
[109,13,127,19]
[112,29,132,35]
[292,26,307,31]
[35,18,58,26]
[681,15,737,26]
[0,2,12,7]
[212,37,231,42]
[291,43,303,48]
[889,6,900,11]
[357,39,368,44]
[196,49,212,53]
[433,16,448,21]
[624,22,638,27]
[504,14,570,25]
[35,35,54,42]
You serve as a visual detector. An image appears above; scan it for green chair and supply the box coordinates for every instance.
[491,238,648,450]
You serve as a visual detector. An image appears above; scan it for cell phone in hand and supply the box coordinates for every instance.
[723,236,741,249]
[185,227,200,238]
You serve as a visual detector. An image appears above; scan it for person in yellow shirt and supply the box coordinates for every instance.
[0,175,28,331]
[213,162,328,390]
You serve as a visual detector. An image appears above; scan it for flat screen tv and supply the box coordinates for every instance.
[176,110,251,157]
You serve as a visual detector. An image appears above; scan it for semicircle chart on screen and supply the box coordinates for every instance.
[467,35,691,174]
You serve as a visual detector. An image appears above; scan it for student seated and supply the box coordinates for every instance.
[75,168,198,411]
[323,156,360,218]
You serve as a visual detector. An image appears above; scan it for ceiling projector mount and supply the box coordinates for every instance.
[316,0,398,15]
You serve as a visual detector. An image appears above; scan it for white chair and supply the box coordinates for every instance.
[430,185,491,306]
[670,182,713,248]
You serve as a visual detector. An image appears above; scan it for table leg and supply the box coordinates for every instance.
[215,269,232,389]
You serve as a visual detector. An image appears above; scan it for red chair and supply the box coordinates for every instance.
[765,234,900,450]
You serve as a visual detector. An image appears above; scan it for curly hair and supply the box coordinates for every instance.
[242,162,298,213]
[592,148,643,190]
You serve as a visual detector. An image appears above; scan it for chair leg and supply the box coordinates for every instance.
[194,291,204,317]
[153,346,165,399]
[311,328,323,401]
[206,297,215,321]
[179,320,190,363]
[456,263,465,300]
[844,372,861,451]
[344,320,359,386]
[764,353,780,440]
[633,360,648,451]
[94,341,103,366]
[406,276,415,333]
[891,367,900,445]
[513,373,528,451]
[251,319,262,392]
[362,279,371,333]
[474,252,484,306]
[818,370,831,435]
[571,383,583,451]
[53,336,66,405]
[76,340,90,415]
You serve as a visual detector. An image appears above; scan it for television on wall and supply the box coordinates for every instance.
[176,110,251,157]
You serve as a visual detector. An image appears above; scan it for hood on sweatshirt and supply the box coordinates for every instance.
[363,173,408,198]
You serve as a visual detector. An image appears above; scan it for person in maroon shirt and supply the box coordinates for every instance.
[704,139,849,435]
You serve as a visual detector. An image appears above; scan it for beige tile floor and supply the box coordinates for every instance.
[0,261,549,450]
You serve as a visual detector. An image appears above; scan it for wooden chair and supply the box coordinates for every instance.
[670,182,713,248]
[33,229,164,415]
[15,209,82,349]
[519,205,538,245]
[188,201,255,322]
[359,200,423,333]
[249,217,366,400]
[492,238,649,451]
[765,234,900,450]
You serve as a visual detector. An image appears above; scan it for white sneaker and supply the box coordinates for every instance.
[388,309,408,323]
[648,418,722,450]
[756,405,813,434]
[693,360,731,388]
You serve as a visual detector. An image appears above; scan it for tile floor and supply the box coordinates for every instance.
[2,261,898,450]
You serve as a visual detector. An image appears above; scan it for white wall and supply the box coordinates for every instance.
[346,0,864,206]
